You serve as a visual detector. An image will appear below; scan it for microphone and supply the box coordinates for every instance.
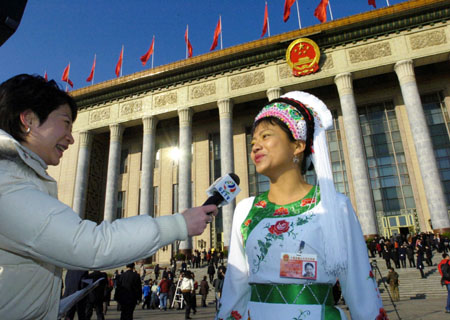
[203,173,241,214]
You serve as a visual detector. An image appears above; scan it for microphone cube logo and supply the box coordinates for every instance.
[224,180,237,193]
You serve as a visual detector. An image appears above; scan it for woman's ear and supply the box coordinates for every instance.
[294,140,306,157]
[19,110,39,131]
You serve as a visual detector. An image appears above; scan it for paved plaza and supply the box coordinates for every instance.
[98,294,449,320]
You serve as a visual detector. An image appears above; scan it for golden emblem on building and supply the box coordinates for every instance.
[286,38,320,77]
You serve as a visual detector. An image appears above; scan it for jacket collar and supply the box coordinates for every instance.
[0,129,55,182]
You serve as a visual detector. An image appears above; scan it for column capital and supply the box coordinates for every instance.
[109,123,124,142]
[142,116,158,134]
[178,108,193,127]
[394,60,416,85]
[78,131,93,148]
[266,87,282,101]
[218,99,234,119]
[334,73,353,95]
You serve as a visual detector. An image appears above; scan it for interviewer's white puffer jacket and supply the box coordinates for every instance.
[0,129,188,319]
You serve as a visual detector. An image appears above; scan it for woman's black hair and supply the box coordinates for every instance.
[0,74,78,142]
[251,98,315,174]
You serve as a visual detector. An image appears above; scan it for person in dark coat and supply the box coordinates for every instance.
[85,270,108,320]
[391,247,400,269]
[425,245,433,266]
[399,243,407,268]
[199,276,209,307]
[406,244,416,267]
[416,250,425,278]
[116,263,142,320]
[207,262,216,284]
[382,247,392,269]
[154,264,160,280]
[63,270,89,320]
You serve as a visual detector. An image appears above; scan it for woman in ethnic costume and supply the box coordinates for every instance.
[216,91,387,320]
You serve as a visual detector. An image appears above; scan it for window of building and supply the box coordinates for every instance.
[359,101,415,214]
[153,186,159,216]
[422,92,450,207]
[117,191,126,219]
[155,149,160,169]
[172,184,178,214]
[120,149,128,174]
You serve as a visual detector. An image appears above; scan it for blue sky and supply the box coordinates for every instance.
[1,0,407,90]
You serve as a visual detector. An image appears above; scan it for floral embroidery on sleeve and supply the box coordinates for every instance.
[244,219,252,226]
[301,198,316,206]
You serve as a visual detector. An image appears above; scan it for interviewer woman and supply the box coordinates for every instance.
[0,74,217,319]
[216,91,386,319]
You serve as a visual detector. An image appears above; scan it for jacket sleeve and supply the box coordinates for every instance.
[337,195,384,320]
[0,175,188,270]
[216,197,254,320]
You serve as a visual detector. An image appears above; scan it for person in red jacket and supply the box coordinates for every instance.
[438,253,450,313]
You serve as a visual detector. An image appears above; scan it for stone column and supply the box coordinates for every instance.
[334,73,378,237]
[394,60,450,233]
[140,116,158,216]
[218,99,235,250]
[267,87,283,101]
[72,131,93,219]
[178,108,193,256]
[104,123,124,223]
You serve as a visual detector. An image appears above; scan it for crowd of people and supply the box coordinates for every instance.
[62,254,228,320]
[367,232,448,279]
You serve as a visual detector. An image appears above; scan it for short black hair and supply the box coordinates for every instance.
[304,262,314,269]
[0,74,77,142]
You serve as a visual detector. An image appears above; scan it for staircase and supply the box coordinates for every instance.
[369,256,447,299]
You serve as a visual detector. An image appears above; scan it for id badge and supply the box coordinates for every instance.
[280,252,318,280]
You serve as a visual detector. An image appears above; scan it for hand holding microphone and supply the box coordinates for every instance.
[181,173,240,236]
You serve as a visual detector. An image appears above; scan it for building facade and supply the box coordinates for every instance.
[51,0,450,263]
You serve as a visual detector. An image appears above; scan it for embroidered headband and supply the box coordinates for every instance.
[254,101,311,141]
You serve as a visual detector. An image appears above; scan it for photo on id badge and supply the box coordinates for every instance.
[280,253,317,280]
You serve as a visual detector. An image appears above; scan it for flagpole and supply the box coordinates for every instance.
[266,1,271,37]
[151,36,154,69]
[67,62,70,91]
[92,54,96,85]
[328,1,334,21]
[386,0,390,5]
[120,45,124,77]
[186,25,188,59]
[219,15,223,50]
[295,0,302,29]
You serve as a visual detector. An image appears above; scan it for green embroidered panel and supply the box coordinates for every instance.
[240,186,321,248]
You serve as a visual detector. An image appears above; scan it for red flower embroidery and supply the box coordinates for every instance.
[369,270,375,279]
[273,207,289,216]
[301,198,316,206]
[244,219,252,226]
[255,200,267,208]
[231,310,242,320]
[268,220,290,236]
[376,308,389,320]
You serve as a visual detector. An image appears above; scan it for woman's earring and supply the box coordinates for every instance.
[293,155,300,164]
[26,127,31,134]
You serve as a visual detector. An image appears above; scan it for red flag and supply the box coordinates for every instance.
[115,46,123,77]
[86,55,96,82]
[185,26,193,58]
[369,0,376,8]
[283,0,296,22]
[209,17,221,51]
[61,63,73,88]
[44,71,48,82]
[314,0,329,23]
[261,2,269,38]
[140,37,155,66]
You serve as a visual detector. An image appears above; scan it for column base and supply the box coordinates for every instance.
[433,228,450,234]
[179,249,193,259]
[364,234,378,240]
